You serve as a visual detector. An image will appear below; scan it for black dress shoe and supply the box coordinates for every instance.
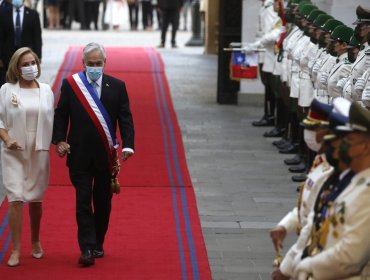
[291,173,307,182]
[276,142,293,150]
[93,249,104,258]
[288,162,306,173]
[252,116,275,127]
[272,137,288,147]
[263,127,285,138]
[279,144,299,154]
[284,154,302,165]
[78,250,95,266]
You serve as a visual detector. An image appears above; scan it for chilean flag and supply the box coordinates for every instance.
[230,51,258,80]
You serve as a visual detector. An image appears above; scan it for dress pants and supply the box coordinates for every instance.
[69,165,112,252]
[160,8,180,45]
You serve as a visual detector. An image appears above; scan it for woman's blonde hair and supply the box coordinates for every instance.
[6,47,41,84]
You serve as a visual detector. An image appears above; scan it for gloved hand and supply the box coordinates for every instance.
[312,62,320,75]
[355,77,367,94]
[362,87,370,108]
[242,41,261,53]
[294,257,312,279]
[336,77,348,91]
[320,72,329,86]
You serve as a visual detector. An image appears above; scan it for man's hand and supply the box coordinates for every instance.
[56,141,70,157]
[271,268,290,280]
[122,150,133,161]
[270,226,287,251]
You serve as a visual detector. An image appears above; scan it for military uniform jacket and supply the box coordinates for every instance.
[299,41,318,107]
[345,42,370,101]
[290,35,310,98]
[315,55,336,103]
[281,26,301,84]
[311,49,328,85]
[360,68,370,107]
[298,168,370,280]
[327,52,352,99]
[278,156,334,276]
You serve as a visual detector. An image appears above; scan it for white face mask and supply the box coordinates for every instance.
[304,129,322,152]
[20,65,38,81]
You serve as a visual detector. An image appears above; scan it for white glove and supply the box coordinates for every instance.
[362,87,370,107]
[294,257,313,278]
[242,41,260,53]
[312,62,320,75]
[355,77,366,93]
[320,72,329,86]
[337,77,348,91]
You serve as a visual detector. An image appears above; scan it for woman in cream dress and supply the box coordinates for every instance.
[0,48,54,267]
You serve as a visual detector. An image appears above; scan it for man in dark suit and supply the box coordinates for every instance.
[0,0,42,85]
[52,42,135,266]
[0,0,11,13]
[157,0,183,48]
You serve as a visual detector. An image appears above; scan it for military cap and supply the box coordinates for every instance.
[336,102,370,133]
[324,98,351,140]
[324,112,349,140]
[301,98,332,128]
[307,9,325,22]
[330,25,354,43]
[346,34,361,48]
[353,5,370,25]
[322,19,344,33]
[298,4,317,17]
[313,14,333,28]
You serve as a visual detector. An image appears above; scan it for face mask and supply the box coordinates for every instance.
[338,141,352,165]
[12,0,23,8]
[86,66,103,82]
[304,129,322,152]
[21,64,38,81]
[324,141,339,168]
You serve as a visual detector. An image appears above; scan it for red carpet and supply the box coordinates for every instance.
[0,47,212,280]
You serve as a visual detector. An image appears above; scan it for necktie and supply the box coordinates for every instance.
[91,82,99,98]
[15,8,21,47]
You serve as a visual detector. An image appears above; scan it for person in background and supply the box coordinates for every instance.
[104,0,125,30]
[0,47,54,267]
[140,0,153,30]
[181,0,190,31]
[47,0,60,29]
[127,0,139,30]
[157,0,183,48]
[0,0,42,86]
[151,0,161,30]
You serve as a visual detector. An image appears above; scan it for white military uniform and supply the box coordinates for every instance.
[282,26,302,86]
[360,66,370,107]
[295,168,370,280]
[299,41,318,107]
[315,54,337,103]
[324,52,352,100]
[290,35,310,99]
[311,49,328,85]
[343,42,370,101]
[278,156,334,276]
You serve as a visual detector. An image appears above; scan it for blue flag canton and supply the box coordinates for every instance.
[232,51,250,67]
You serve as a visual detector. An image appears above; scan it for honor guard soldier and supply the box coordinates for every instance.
[320,25,353,102]
[340,5,370,102]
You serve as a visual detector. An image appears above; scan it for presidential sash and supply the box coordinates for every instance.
[67,72,121,193]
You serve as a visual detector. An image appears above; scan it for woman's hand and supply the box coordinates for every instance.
[5,138,22,150]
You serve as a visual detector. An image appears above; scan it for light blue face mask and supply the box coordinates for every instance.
[86,66,103,82]
[12,0,24,8]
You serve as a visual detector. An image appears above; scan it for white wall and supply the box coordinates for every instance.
[240,0,370,95]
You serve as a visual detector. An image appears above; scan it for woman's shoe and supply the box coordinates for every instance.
[32,242,44,259]
[7,252,20,267]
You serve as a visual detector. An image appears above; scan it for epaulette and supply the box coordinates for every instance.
[365,49,370,55]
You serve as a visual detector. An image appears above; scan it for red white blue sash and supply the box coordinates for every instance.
[67,72,118,171]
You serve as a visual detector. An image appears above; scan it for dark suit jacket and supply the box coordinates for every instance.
[158,0,183,10]
[0,6,42,68]
[52,73,135,171]
[0,1,11,14]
